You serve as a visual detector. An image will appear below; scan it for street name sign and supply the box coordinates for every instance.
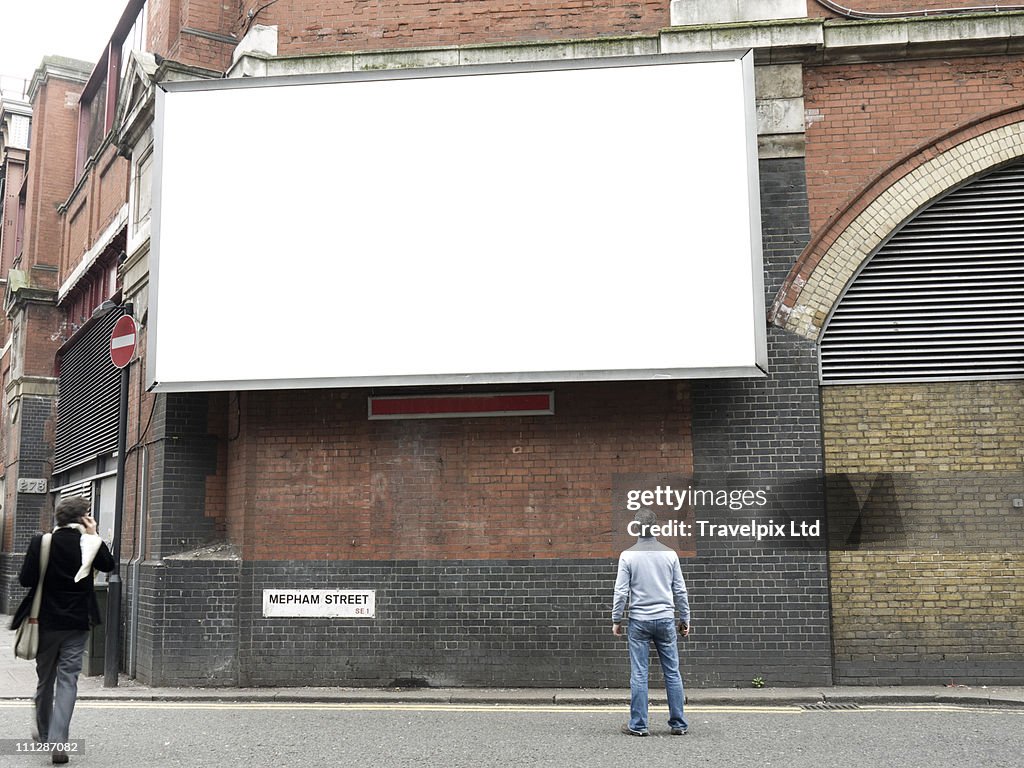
[262,589,376,618]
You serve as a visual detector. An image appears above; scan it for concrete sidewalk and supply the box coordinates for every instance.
[4,629,1022,708]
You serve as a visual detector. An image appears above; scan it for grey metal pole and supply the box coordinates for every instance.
[103,348,130,687]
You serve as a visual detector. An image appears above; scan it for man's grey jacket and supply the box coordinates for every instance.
[612,537,690,624]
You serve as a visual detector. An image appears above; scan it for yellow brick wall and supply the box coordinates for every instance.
[822,381,1024,683]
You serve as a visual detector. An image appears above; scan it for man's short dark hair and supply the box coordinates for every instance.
[55,496,90,527]
[634,507,657,537]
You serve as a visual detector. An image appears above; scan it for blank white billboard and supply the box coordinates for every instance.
[148,52,766,392]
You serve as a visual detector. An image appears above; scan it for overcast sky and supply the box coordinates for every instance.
[0,0,130,97]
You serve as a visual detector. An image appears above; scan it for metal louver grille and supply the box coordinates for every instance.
[56,479,93,504]
[53,310,125,474]
[820,161,1024,384]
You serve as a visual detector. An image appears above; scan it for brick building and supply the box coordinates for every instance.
[1,0,1021,688]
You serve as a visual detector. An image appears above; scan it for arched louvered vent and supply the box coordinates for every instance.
[53,309,126,474]
[820,161,1024,384]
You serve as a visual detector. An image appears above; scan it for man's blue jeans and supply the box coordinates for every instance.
[627,618,687,733]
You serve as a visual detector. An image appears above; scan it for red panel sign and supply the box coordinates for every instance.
[110,315,137,369]
[369,392,554,420]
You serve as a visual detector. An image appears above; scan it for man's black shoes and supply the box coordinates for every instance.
[620,723,688,736]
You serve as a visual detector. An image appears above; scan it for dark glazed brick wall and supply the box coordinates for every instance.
[170,557,831,688]
[135,552,829,688]
[0,554,24,615]
[688,158,832,686]
[130,391,230,684]
[2,396,57,613]
[11,396,56,554]
[138,558,629,688]
[694,159,821,476]
[133,557,241,686]
[238,560,624,687]
[147,393,222,559]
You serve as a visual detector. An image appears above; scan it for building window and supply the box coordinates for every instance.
[10,114,30,148]
[74,0,148,178]
[133,145,153,233]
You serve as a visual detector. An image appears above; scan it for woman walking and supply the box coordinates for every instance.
[17,496,115,764]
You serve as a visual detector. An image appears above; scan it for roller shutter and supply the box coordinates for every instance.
[53,309,126,474]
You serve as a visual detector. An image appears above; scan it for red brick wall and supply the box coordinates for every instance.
[58,143,129,283]
[147,0,181,62]
[804,55,1024,231]
[21,304,62,378]
[24,77,84,284]
[11,75,86,380]
[224,382,692,561]
[175,33,236,71]
[147,0,236,73]
[154,0,670,71]
[96,148,129,237]
[235,0,669,56]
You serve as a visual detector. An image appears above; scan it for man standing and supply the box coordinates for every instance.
[612,507,690,736]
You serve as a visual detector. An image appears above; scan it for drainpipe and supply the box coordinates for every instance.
[127,445,148,678]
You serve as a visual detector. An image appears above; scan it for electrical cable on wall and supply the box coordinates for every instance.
[243,0,280,36]
[814,0,1024,18]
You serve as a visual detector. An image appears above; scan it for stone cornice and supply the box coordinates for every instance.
[662,18,822,62]
[27,56,93,101]
[6,375,59,401]
[661,11,1024,64]
[6,285,57,315]
[154,60,224,84]
[821,11,1024,63]
[0,97,31,119]
[227,35,661,78]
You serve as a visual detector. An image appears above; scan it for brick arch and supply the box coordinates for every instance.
[771,110,1024,341]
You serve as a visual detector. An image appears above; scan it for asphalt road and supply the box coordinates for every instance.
[1,700,1021,768]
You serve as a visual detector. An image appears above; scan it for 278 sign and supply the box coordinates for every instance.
[17,478,47,494]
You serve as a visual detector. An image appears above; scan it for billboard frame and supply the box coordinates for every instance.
[148,51,766,393]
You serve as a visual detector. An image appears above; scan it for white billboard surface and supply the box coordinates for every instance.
[149,53,766,391]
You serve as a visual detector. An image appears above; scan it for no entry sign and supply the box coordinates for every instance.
[110,315,137,369]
